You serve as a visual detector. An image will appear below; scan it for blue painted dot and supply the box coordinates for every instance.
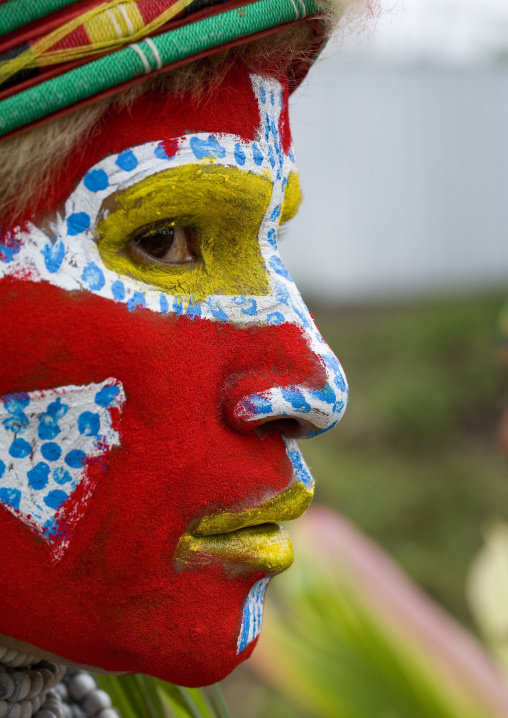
[0,488,20,510]
[190,135,226,161]
[78,411,100,436]
[154,142,177,160]
[186,302,201,320]
[267,146,276,168]
[41,442,62,461]
[252,143,263,166]
[0,459,4,479]
[67,212,90,236]
[116,150,138,171]
[0,244,13,263]
[41,239,65,273]
[27,462,50,490]
[270,205,281,221]
[234,143,246,166]
[173,296,184,315]
[206,299,227,322]
[4,392,29,412]
[128,291,146,311]
[309,385,336,404]
[240,298,257,316]
[244,395,272,415]
[95,384,120,408]
[260,86,266,104]
[43,517,60,538]
[9,438,31,458]
[44,490,68,510]
[65,449,87,469]
[84,168,109,192]
[287,449,313,489]
[82,262,105,291]
[111,279,125,301]
[267,229,277,247]
[38,397,67,441]
[53,467,72,485]
[269,255,291,280]
[267,312,285,325]
[281,387,311,413]
[160,294,169,314]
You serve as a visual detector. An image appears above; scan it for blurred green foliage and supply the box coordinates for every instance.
[304,291,508,626]
[97,674,232,718]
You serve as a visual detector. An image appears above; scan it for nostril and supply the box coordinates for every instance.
[256,418,305,439]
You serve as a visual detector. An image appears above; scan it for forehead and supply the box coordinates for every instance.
[67,75,292,233]
[36,65,293,218]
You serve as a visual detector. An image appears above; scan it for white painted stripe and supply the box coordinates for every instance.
[145,37,162,70]
[288,0,300,19]
[118,3,135,35]
[106,9,123,38]
[298,0,306,16]
[130,43,151,73]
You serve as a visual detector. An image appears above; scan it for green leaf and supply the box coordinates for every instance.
[96,674,229,718]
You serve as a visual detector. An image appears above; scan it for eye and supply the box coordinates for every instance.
[128,221,196,266]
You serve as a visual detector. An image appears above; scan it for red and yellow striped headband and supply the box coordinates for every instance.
[0,0,326,140]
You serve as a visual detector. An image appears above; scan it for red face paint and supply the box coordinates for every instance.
[0,64,347,685]
[0,280,326,684]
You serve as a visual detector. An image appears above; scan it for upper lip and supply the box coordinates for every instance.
[191,480,314,537]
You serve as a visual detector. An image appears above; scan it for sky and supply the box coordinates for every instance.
[334,0,508,66]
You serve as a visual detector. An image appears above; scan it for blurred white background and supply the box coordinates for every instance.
[284,0,508,301]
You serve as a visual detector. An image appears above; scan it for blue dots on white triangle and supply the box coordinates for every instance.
[0,379,125,560]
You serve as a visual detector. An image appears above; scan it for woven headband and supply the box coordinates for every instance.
[0,0,324,141]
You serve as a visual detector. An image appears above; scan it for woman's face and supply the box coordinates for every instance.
[0,68,347,686]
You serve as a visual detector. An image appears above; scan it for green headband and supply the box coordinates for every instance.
[0,0,323,141]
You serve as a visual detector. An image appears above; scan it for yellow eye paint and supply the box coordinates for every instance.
[280,172,302,225]
[96,164,272,300]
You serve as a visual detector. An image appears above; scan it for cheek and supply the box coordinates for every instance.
[0,279,320,683]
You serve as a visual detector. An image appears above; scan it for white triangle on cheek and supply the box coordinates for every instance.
[0,378,125,562]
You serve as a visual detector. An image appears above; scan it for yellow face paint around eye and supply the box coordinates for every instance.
[96,164,272,300]
[280,172,302,225]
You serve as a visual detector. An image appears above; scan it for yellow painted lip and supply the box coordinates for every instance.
[175,481,314,574]
[177,523,294,574]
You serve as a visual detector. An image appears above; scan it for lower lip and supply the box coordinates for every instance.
[176,523,294,574]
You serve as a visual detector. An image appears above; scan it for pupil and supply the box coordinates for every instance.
[134,226,175,259]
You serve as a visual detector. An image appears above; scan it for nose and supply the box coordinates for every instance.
[223,297,348,440]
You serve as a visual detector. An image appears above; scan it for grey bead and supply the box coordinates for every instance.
[0,647,8,661]
[52,685,68,703]
[31,695,42,713]
[0,672,16,700]
[53,668,66,686]
[97,710,119,718]
[7,654,28,669]
[71,706,86,718]
[20,701,33,718]
[61,706,72,718]
[12,672,31,701]
[35,711,57,718]
[68,675,96,703]
[2,649,18,665]
[0,699,9,718]
[26,672,44,701]
[39,670,57,692]
[8,702,22,718]
[82,690,112,716]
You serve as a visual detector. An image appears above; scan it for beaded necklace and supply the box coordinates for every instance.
[0,645,117,718]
